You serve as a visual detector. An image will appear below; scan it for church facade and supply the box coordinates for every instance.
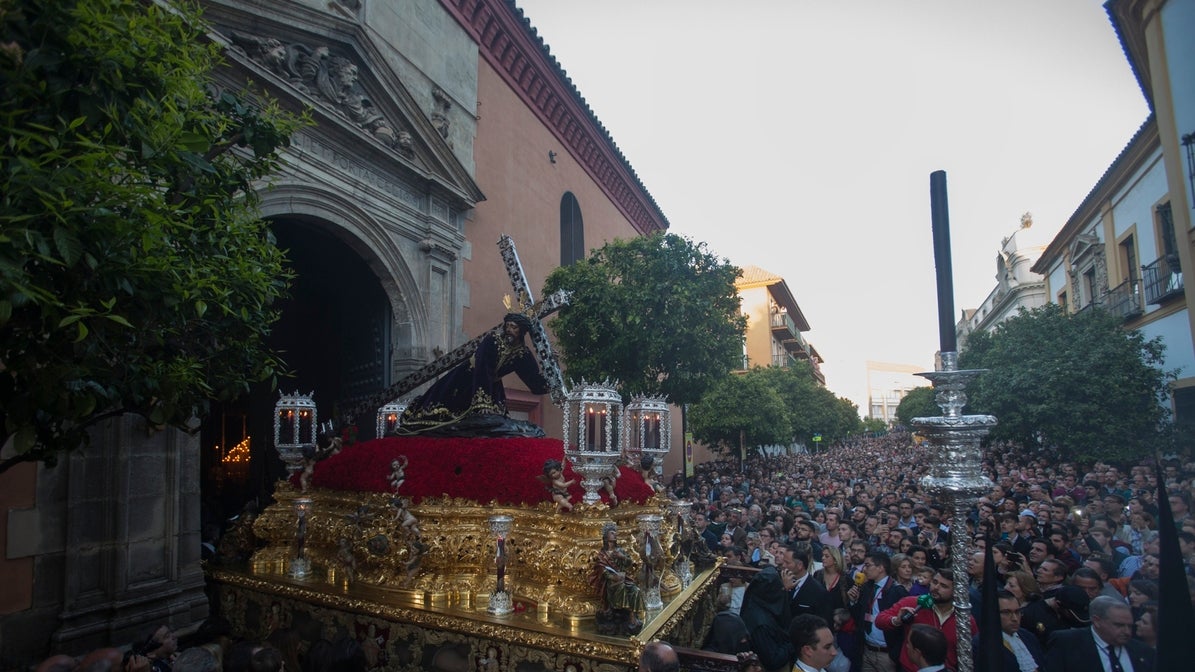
[202,0,670,439]
[0,0,668,664]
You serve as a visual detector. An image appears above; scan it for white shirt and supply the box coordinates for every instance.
[1091,628,1134,672]
[728,584,745,615]
[794,661,823,672]
[864,576,890,647]
[1003,632,1038,672]
[792,573,808,598]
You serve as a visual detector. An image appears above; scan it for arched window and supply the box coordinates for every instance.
[560,192,584,265]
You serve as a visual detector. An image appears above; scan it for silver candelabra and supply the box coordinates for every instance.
[912,351,996,672]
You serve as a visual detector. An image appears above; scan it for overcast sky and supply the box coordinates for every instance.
[516,0,1149,415]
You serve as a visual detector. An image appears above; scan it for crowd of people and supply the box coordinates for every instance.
[30,428,1193,672]
[677,429,1195,672]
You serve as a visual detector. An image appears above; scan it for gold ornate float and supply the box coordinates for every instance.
[209,437,719,671]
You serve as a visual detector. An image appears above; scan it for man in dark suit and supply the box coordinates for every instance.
[780,542,832,622]
[725,508,749,549]
[694,512,720,553]
[1043,595,1155,672]
[974,591,1044,672]
[848,551,908,671]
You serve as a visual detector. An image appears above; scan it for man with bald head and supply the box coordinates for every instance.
[638,641,679,672]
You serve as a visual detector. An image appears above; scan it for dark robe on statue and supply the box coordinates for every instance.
[398,326,548,437]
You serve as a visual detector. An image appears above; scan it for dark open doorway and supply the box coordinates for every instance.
[199,218,392,525]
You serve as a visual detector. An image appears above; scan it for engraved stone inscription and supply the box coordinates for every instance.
[290,132,423,209]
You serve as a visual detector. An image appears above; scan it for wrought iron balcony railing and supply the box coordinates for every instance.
[772,352,798,368]
[1103,280,1143,320]
[1142,254,1184,304]
[770,310,799,338]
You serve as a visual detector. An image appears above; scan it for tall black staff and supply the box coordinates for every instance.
[930,170,957,355]
[914,170,997,672]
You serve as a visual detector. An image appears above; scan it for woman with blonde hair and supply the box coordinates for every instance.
[814,545,849,611]
[889,553,915,593]
[1004,569,1041,604]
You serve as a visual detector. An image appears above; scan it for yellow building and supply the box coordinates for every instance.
[735,266,824,383]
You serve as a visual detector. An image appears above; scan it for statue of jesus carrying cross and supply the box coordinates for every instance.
[341,235,569,438]
[396,310,548,436]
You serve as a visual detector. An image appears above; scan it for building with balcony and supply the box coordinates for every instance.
[1030,0,1195,424]
[1032,114,1194,423]
[735,266,824,384]
[1102,0,1195,422]
[956,214,1051,348]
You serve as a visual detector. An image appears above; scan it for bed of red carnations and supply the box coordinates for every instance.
[309,436,655,507]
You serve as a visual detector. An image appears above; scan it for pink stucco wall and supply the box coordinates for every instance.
[465,59,651,440]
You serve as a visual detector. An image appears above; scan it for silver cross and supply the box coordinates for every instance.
[498,234,568,405]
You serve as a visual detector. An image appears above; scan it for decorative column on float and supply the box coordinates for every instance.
[275,391,317,478]
[376,401,407,438]
[624,396,670,482]
[563,380,623,506]
[291,497,314,578]
[637,514,665,611]
[667,499,694,589]
[486,514,514,615]
[912,171,996,672]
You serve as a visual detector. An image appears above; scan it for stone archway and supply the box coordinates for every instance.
[199,198,427,520]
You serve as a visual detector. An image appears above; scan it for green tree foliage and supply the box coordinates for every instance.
[0,0,305,472]
[959,304,1173,463]
[690,365,861,454]
[543,232,746,404]
[754,364,860,443]
[860,416,889,434]
[895,386,938,427]
[688,372,791,454]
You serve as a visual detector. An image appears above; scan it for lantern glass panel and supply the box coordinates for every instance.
[278,409,296,445]
[298,409,314,444]
[584,405,610,450]
[628,409,643,450]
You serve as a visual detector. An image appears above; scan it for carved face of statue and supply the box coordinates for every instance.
[332,58,359,91]
[503,320,525,343]
[262,39,286,72]
[604,527,618,547]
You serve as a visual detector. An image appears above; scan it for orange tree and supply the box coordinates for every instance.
[0,0,304,472]
[544,232,746,405]
[690,364,861,456]
[960,304,1174,463]
[895,386,938,427]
